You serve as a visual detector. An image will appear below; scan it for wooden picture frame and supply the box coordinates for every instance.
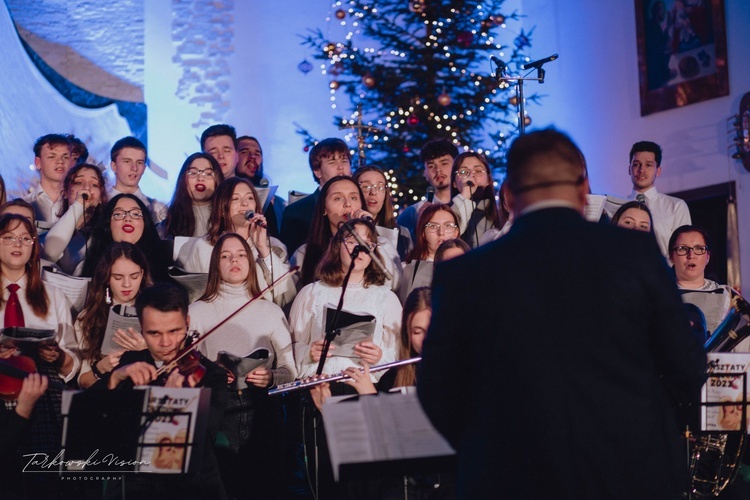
[635,0,729,116]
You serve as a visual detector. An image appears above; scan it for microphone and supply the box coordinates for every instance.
[243,210,268,228]
[340,216,394,281]
[522,54,558,70]
[81,193,89,201]
[258,178,270,188]
[425,185,435,203]
[490,56,507,76]
[466,180,475,188]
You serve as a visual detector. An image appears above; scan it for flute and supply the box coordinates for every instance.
[268,357,421,395]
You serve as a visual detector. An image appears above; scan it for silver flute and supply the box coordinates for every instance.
[268,357,421,396]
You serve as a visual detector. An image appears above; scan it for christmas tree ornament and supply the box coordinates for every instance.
[523,115,532,126]
[437,91,451,106]
[407,114,420,127]
[324,42,336,53]
[297,59,313,74]
[362,74,376,88]
[457,31,474,48]
[490,14,505,25]
[508,96,519,106]
[330,80,340,90]
[408,0,425,13]
[335,9,346,19]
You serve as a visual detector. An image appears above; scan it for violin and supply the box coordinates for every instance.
[0,353,38,401]
[155,336,207,388]
[153,266,299,387]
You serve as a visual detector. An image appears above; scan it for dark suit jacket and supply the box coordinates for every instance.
[418,207,706,500]
[279,188,320,256]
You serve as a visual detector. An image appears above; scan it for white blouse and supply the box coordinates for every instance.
[289,280,402,380]
[189,282,296,386]
[1,275,79,382]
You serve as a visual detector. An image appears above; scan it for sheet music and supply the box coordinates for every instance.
[41,266,90,312]
[217,349,270,390]
[254,185,278,213]
[168,266,208,303]
[137,387,208,474]
[375,225,398,250]
[324,305,376,358]
[584,194,606,222]
[101,305,141,355]
[322,392,455,481]
[701,353,750,433]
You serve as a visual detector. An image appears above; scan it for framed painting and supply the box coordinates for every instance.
[635,0,729,116]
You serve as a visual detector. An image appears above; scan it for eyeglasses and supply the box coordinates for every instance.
[343,238,378,251]
[111,209,144,221]
[424,222,459,233]
[456,167,487,179]
[672,245,709,256]
[359,183,387,194]
[1,235,35,246]
[186,168,215,178]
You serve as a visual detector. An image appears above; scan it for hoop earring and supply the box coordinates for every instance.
[105,287,112,305]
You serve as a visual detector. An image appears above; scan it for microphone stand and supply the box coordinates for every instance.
[315,245,361,376]
[496,65,551,135]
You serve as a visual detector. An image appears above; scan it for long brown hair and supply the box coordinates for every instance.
[394,287,431,388]
[164,153,224,238]
[406,204,459,263]
[199,233,261,302]
[77,242,151,362]
[300,176,365,288]
[206,177,260,245]
[315,218,386,288]
[353,166,396,229]
[0,214,49,317]
[58,164,108,229]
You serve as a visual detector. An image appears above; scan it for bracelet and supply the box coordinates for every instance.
[90,360,104,379]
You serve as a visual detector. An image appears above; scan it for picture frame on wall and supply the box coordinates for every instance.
[634,0,729,116]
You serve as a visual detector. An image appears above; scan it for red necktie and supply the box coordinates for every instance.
[5,284,25,328]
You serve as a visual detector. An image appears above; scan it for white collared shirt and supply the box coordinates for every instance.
[1,275,80,382]
[23,183,63,233]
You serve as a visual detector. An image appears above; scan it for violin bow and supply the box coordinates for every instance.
[155,266,299,378]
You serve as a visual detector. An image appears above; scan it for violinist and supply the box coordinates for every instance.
[99,283,228,499]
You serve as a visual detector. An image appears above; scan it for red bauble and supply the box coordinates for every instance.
[407,114,420,127]
[335,9,346,20]
[303,145,310,152]
[457,31,473,47]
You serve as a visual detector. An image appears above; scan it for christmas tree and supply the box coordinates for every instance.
[298,0,542,210]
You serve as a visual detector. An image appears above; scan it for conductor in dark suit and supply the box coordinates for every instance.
[418,129,706,500]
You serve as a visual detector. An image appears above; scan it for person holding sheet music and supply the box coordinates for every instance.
[0,213,79,496]
[190,232,296,498]
[295,175,401,291]
[159,152,224,239]
[449,152,501,248]
[81,194,172,283]
[175,177,295,307]
[400,204,459,303]
[353,165,412,261]
[290,218,401,382]
[42,163,108,275]
[75,242,151,388]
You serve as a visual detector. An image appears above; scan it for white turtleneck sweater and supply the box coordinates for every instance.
[289,280,402,380]
[189,282,296,386]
